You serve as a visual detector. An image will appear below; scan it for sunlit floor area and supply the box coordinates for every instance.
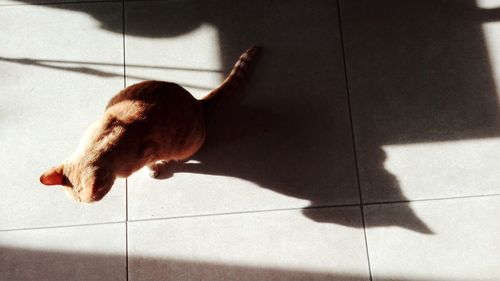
[1,0,500,280]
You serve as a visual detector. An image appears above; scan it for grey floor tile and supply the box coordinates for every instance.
[0,3,125,229]
[125,0,359,221]
[340,0,500,203]
[0,223,126,281]
[128,207,370,281]
[364,196,500,281]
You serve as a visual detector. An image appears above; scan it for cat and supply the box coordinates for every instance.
[40,46,259,203]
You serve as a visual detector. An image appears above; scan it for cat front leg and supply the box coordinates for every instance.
[147,160,172,179]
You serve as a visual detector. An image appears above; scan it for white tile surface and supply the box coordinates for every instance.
[0,223,126,281]
[129,207,370,281]
[381,138,500,201]
[0,3,126,229]
[125,0,359,221]
[364,196,500,281]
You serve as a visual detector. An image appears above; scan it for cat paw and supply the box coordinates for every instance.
[149,169,160,179]
[147,161,172,179]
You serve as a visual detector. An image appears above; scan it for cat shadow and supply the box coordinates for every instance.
[120,0,435,233]
[161,100,433,233]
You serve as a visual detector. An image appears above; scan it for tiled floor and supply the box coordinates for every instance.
[1,0,500,280]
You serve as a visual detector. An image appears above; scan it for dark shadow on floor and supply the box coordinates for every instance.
[338,0,500,202]
[0,246,487,281]
[11,0,500,233]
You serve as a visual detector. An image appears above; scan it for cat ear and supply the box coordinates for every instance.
[40,165,64,186]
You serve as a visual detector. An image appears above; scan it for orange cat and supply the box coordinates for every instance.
[40,46,259,203]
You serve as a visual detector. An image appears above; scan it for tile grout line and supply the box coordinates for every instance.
[1,192,499,232]
[364,192,500,206]
[122,1,129,280]
[111,192,500,224]
[0,205,357,233]
[0,221,125,232]
[335,0,373,280]
[126,203,363,224]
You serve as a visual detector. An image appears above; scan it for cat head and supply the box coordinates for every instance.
[39,163,115,203]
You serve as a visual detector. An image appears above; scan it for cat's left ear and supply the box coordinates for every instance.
[40,165,64,186]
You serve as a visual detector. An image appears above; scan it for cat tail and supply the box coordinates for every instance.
[201,46,260,108]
